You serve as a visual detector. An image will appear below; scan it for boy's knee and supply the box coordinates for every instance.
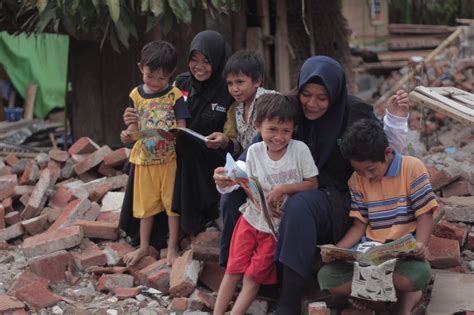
[394,260,431,291]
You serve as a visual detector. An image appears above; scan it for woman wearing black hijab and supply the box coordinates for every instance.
[215,56,409,313]
[120,31,233,251]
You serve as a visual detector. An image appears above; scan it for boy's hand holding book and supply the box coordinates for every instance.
[413,242,428,260]
[267,185,285,218]
[213,166,236,189]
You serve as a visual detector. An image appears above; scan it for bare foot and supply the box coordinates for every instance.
[167,247,179,266]
[123,247,148,266]
[390,291,422,315]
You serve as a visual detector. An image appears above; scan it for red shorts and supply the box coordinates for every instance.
[226,216,277,285]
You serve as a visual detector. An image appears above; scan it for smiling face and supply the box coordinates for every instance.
[226,72,261,106]
[139,65,172,94]
[189,51,212,82]
[255,117,295,160]
[350,148,393,182]
[299,83,330,120]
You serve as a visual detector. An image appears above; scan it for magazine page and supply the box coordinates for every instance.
[318,234,417,266]
[223,153,278,237]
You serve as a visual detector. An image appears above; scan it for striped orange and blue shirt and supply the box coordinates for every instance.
[349,152,438,243]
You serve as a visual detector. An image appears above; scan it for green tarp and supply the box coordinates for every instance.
[0,32,69,119]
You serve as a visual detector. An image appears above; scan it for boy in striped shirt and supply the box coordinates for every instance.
[318,119,438,315]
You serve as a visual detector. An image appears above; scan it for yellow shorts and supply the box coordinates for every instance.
[133,160,179,219]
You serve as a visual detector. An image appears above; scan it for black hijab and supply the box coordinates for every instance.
[296,56,348,169]
[188,30,230,106]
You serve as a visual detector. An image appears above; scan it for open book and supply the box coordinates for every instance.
[128,127,208,143]
[318,234,417,266]
[224,153,278,238]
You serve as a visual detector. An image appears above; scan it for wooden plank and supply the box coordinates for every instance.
[374,27,468,109]
[429,87,474,107]
[389,23,453,34]
[387,36,444,50]
[23,83,37,121]
[409,90,474,125]
[415,86,474,116]
[275,0,290,93]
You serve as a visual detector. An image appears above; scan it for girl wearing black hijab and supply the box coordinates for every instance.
[214,56,409,313]
[120,31,233,254]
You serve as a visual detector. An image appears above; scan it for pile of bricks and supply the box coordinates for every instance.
[0,137,242,314]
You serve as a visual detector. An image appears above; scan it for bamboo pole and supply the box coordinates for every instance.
[374,26,468,110]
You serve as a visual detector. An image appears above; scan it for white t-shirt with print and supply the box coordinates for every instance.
[241,139,318,234]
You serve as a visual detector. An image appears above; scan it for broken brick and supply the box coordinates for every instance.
[427,235,461,268]
[74,219,118,240]
[199,262,225,292]
[22,225,84,258]
[82,202,101,221]
[0,223,24,242]
[48,198,91,231]
[15,281,62,310]
[21,167,60,219]
[102,242,134,266]
[72,240,107,270]
[191,231,221,262]
[19,161,39,186]
[21,214,49,235]
[7,270,50,296]
[148,269,171,294]
[5,153,19,167]
[68,137,100,156]
[0,205,4,229]
[5,211,21,226]
[97,274,134,292]
[2,197,13,213]
[0,294,25,313]
[170,250,201,297]
[103,148,130,168]
[48,186,74,209]
[49,149,70,163]
[113,287,140,300]
[73,146,113,175]
[0,174,18,200]
[28,250,74,283]
[433,221,467,246]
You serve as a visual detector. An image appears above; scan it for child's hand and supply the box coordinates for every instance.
[120,130,134,144]
[413,241,428,260]
[387,89,410,117]
[206,132,229,150]
[320,244,336,263]
[267,185,285,216]
[123,107,138,126]
[213,167,235,189]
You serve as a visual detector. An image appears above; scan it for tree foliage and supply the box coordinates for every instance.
[0,0,243,51]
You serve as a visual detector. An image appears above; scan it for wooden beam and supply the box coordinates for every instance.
[374,26,468,110]
[24,83,37,120]
[275,0,290,93]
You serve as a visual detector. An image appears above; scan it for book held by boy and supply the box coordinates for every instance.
[128,127,208,143]
[318,234,417,266]
[223,153,279,238]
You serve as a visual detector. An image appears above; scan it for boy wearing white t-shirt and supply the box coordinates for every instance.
[213,94,319,315]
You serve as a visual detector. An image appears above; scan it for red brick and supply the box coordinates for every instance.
[148,269,171,294]
[15,281,62,310]
[60,158,75,179]
[68,137,100,155]
[104,148,130,168]
[0,165,12,176]
[72,242,107,270]
[74,219,118,240]
[134,258,168,284]
[169,297,189,312]
[21,214,49,235]
[22,225,84,258]
[19,161,39,185]
[49,149,70,163]
[0,174,18,200]
[86,266,128,275]
[442,180,470,198]
[5,211,21,226]
[48,198,91,231]
[430,169,460,191]
[102,242,135,265]
[48,186,74,209]
[7,270,50,295]
[82,202,101,221]
[73,146,113,175]
[113,287,140,299]
[90,182,114,202]
[194,288,216,310]
[21,167,60,219]
[77,171,101,183]
[466,232,474,251]
[34,153,49,169]
[170,250,201,297]
[97,163,121,177]
[0,223,24,241]
[97,274,134,292]
[28,250,74,283]
[0,294,25,313]
[199,262,225,292]
[96,211,120,224]
[0,205,5,229]
[427,235,461,268]
[433,221,467,246]
[5,153,19,167]
[19,194,29,207]
[71,153,90,164]
[40,207,62,223]
[2,197,13,213]
[191,231,221,262]
[309,301,329,315]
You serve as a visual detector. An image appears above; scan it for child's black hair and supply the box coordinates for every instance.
[140,40,177,74]
[223,50,264,83]
[340,119,388,162]
[255,94,299,124]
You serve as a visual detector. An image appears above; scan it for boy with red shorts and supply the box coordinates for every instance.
[213,94,319,315]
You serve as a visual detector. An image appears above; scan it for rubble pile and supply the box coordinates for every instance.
[0,121,473,314]
[0,137,246,314]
